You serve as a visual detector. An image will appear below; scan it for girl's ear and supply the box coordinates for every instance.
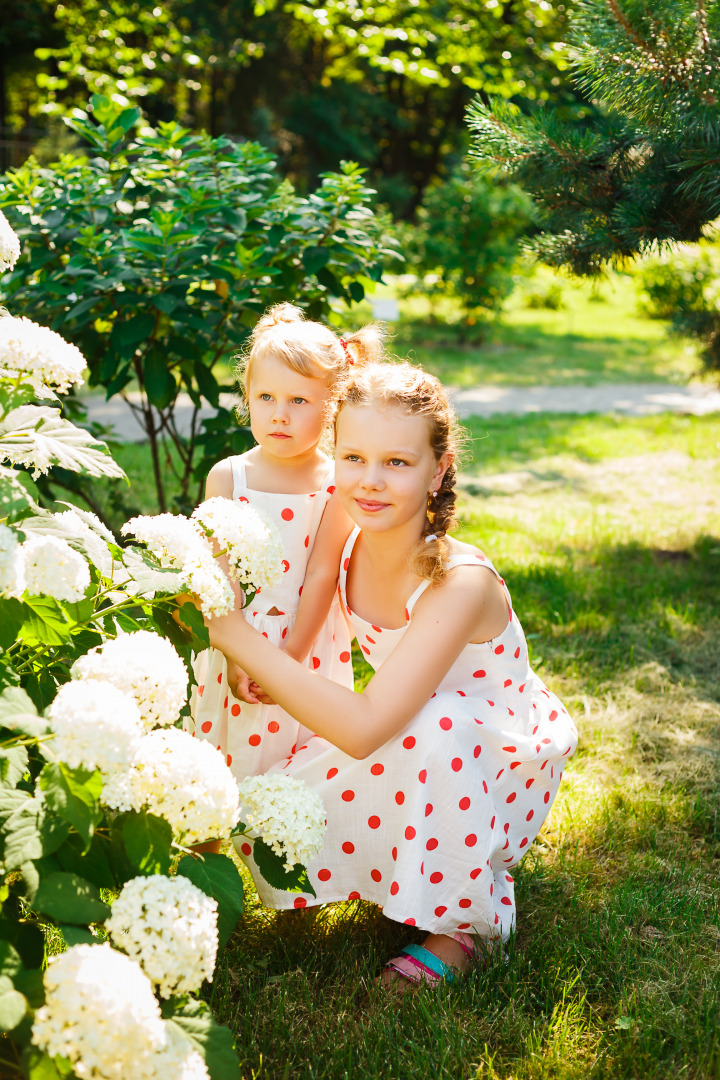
[344,339,362,365]
[433,451,454,489]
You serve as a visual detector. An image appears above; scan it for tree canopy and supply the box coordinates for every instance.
[2,0,585,215]
[468,0,720,274]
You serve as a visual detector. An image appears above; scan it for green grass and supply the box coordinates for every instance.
[195,412,720,1080]
[341,267,702,387]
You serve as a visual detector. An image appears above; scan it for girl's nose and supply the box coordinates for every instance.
[271,404,289,423]
[360,466,384,491]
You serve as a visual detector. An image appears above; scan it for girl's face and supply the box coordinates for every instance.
[334,403,451,536]
[247,351,331,461]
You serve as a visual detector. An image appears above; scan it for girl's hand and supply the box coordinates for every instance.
[247,680,277,706]
[227,661,263,705]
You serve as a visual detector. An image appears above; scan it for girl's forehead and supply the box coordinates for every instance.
[250,349,327,388]
[336,402,431,443]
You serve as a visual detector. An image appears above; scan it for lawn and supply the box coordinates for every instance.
[340,267,702,388]
[181,411,719,1080]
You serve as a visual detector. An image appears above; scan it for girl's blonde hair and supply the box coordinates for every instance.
[333,361,465,584]
[237,303,386,407]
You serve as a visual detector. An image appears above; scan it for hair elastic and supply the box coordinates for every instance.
[339,337,354,364]
[425,533,438,543]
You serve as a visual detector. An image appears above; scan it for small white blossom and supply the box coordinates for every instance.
[0,209,21,272]
[237,774,326,870]
[0,315,86,393]
[106,875,218,997]
[20,533,90,601]
[192,497,283,592]
[160,1025,210,1080]
[119,728,240,844]
[0,523,22,595]
[73,631,187,731]
[31,943,167,1080]
[121,513,233,618]
[46,680,143,793]
[56,507,116,545]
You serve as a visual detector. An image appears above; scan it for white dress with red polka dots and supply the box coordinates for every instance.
[239,527,578,941]
[186,453,353,780]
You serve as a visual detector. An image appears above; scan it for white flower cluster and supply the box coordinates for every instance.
[31,944,208,1080]
[20,533,90,602]
[236,774,326,870]
[0,315,86,393]
[121,513,234,618]
[106,875,218,998]
[0,209,20,272]
[73,631,187,731]
[116,728,240,844]
[192,497,283,592]
[56,507,116,545]
[46,680,143,787]
[0,523,20,596]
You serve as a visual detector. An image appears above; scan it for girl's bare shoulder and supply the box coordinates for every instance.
[205,455,241,498]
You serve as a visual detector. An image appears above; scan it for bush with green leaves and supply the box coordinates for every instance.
[0,94,398,515]
[401,162,533,321]
[0,214,324,1080]
[635,244,720,374]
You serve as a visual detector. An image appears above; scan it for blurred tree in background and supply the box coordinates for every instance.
[2,0,588,216]
[467,0,720,372]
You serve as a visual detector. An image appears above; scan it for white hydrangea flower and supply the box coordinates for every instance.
[192,496,283,592]
[20,533,90,602]
[0,209,21,272]
[46,680,143,793]
[72,631,187,732]
[0,523,22,596]
[121,513,233,618]
[31,943,168,1080]
[120,728,240,844]
[0,315,86,393]
[106,875,218,997]
[236,774,326,870]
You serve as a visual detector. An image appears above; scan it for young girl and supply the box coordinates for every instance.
[188,303,384,782]
[206,360,578,987]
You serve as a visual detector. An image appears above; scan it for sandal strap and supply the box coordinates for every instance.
[452,931,478,959]
[385,955,439,986]
[400,944,456,981]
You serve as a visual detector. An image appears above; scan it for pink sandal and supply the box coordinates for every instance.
[383,932,479,988]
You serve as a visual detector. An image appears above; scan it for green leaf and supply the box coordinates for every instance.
[121,548,184,596]
[317,267,342,295]
[0,745,28,789]
[38,764,103,850]
[13,967,44,1009]
[18,596,74,647]
[111,312,156,349]
[162,997,241,1080]
[0,406,127,480]
[0,943,22,980]
[3,799,69,871]
[56,831,116,890]
[121,812,173,875]
[0,687,47,740]
[0,598,25,652]
[348,280,365,303]
[178,602,210,646]
[33,872,110,925]
[144,349,176,410]
[177,853,244,949]
[252,838,316,897]
[0,974,27,1032]
[22,1046,74,1080]
[194,361,220,408]
[0,921,44,970]
[0,464,40,522]
[60,925,96,947]
[302,246,331,275]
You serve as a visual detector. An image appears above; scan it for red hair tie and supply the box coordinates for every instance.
[339,337,354,365]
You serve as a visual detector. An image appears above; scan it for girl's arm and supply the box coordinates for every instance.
[283,495,354,663]
[201,458,263,705]
[206,564,509,758]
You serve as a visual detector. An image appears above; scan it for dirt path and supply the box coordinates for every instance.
[81,381,720,441]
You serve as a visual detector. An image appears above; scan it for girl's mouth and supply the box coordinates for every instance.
[269,433,291,439]
[355,498,389,512]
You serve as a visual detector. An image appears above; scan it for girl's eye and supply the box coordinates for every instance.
[389,458,408,467]
[291,397,307,405]
[259,393,272,401]
[344,454,362,463]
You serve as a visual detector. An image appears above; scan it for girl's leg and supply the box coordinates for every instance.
[380,932,475,989]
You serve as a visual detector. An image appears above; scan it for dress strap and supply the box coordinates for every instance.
[445,549,513,615]
[339,527,360,612]
[229,455,247,500]
[405,580,431,621]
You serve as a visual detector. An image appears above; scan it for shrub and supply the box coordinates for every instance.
[0,94,398,515]
[635,245,720,375]
[402,162,533,319]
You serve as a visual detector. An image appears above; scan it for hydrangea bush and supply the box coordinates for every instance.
[0,210,327,1080]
